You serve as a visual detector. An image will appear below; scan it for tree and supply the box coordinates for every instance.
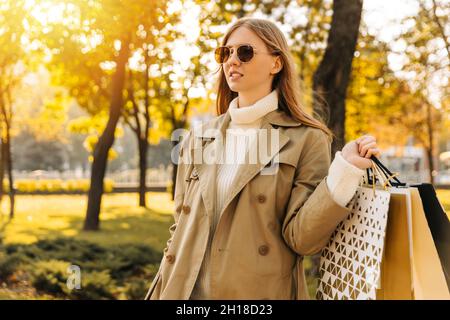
[37,0,167,230]
[121,11,180,206]
[312,0,363,158]
[0,0,30,218]
[389,0,449,183]
[345,25,403,143]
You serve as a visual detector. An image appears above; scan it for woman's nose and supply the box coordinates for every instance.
[226,49,241,66]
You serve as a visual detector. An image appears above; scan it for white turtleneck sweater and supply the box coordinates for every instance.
[189,90,365,300]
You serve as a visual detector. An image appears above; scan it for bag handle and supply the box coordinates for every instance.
[364,159,393,196]
[366,155,407,187]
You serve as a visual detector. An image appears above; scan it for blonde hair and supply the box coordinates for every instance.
[215,17,334,141]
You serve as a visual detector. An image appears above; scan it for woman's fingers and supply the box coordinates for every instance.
[354,135,381,161]
[359,141,377,157]
[356,134,374,143]
[357,135,376,153]
[365,147,381,159]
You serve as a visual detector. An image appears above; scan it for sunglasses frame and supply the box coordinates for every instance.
[215,44,277,64]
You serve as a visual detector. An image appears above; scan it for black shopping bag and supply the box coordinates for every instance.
[410,183,450,289]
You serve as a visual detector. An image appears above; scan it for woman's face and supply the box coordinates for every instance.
[223,26,281,97]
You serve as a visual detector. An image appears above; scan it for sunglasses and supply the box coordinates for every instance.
[215,44,277,64]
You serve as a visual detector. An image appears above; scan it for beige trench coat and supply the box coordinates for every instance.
[144,108,353,300]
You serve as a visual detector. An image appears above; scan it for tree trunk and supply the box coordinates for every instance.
[83,40,130,231]
[138,137,148,207]
[0,138,5,205]
[5,128,14,219]
[426,146,434,184]
[426,102,434,184]
[312,0,363,159]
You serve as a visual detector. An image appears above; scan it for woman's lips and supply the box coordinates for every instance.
[229,72,243,81]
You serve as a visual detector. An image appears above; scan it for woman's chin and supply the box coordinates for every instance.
[228,82,245,92]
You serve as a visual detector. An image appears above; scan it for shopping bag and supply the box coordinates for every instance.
[410,183,450,289]
[316,160,392,300]
[375,187,413,299]
[409,187,450,299]
[369,156,450,299]
[317,154,450,300]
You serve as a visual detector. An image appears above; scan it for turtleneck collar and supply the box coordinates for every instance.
[228,90,278,125]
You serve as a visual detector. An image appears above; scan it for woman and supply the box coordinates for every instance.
[145,17,380,300]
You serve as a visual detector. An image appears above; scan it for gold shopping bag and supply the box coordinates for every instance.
[377,187,450,299]
[376,187,413,299]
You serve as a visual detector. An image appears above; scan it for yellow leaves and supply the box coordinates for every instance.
[68,112,108,135]
[83,134,98,153]
[107,148,118,161]
[148,112,172,145]
[30,92,69,141]
[72,113,122,161]
[148,128,164,145]
[363,94,379,107]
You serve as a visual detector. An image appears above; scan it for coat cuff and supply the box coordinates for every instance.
[326,151,365,207]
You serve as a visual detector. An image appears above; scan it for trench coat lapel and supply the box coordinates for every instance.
[192,111,231,222]
[192,109,302,224]
[216,116,290,218]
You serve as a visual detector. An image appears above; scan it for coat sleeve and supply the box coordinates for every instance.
[281,128,354,256]
[326,151,365,207]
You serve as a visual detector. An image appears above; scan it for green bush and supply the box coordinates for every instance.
[66,270,116,300]
[0,251,29,280]
[123,277,148,300]
[1,238,161,299]
[28,260,117,299]
[30,260,70,295]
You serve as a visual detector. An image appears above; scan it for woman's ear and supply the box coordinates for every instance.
[270,56,283,75]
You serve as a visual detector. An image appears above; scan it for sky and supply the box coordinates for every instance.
[363,0,419,43]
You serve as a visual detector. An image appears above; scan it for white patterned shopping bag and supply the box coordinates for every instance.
[316,161,392,300]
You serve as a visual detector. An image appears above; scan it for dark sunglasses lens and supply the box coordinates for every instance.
[237,45,254,62]
[215,47,230,64]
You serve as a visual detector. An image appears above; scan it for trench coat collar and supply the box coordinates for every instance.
[193,107,303,139]
[191,107,303,224]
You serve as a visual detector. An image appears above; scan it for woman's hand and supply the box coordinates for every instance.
[341,135,381,170]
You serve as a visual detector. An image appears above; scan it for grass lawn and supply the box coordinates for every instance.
[436,189,450,219]
[0,193,175,251]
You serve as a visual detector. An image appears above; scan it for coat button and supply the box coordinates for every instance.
[176,204,182,213]
[166,254,175,264]
[258,245,269,256]
[257,194,266,203]
[182,205,191,214]
[267,222,276,231]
